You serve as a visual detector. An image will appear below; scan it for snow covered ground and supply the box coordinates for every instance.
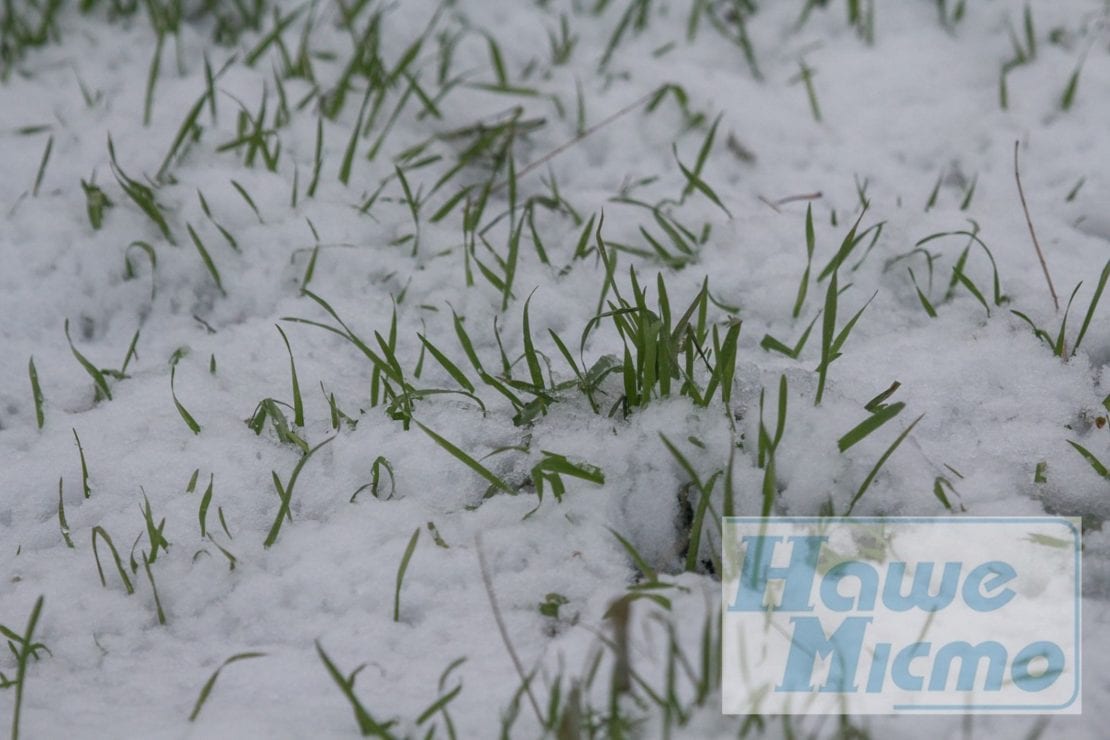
[1,0,1109,737]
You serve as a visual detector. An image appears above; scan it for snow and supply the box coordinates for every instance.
[0,0,1108,736]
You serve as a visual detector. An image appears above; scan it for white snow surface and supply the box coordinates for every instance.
[0,0,1109,737]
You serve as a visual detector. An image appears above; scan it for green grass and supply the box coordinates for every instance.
[275,326,304,427]
[170,364,202,435]
[315,641,398,738]
[188,652,267,722]
[838,388,905,452]
[27,357,44,428]
[91,526,135,594]
[81,178,113,229]
[65,319,113,401]
[815,263,874,406]
[107,136,175,244]
[1068,440,1108,480]
[3,1,1103,733]
[844,414,924,515]
[393,527,420,622]
[72,428,90,498]
[2,596,46,740]
[792,204,816,318]
[56,479,74,548]
[31,134,52,197]
[349,456,396,502]
[528,451,606,515]
[792,61,821,123]
[142,551,167,626]
[264,436,335,548]
[415,421,511,496]
[198,474,214,538]
[187,224,225,295]
[756,375,789,517]
[1011,260,1110,358]
[661,434,722,573]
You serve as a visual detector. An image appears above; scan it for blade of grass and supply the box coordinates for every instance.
[9,595,44,740]
[1067,440,1108,479]
[73,428,90,498]
[792,204,815,318]
[91,526,135,594]
[141,552,166,625]
[415,422,512,493]
[28,357,44,429]
[170,365,202,435]
[32,135,52,197]
[108,136,175,244]
[838,402,905,452]
[64,319,112,401]
[606,527,658,583]
[188,652,267,722]
[187,224,225,295]
[57,479,74,549]
[315,641,398,738]
[276,325,304,426]
[264,436,336,548]
[844,414,924,514]
[1072,259,1110,357]
[393,527,420,622]
[199,474,214,538]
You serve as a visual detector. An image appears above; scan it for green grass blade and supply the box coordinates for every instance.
[264,436,336,548]
[838,402,905,452]
[91,526,134,594]
[607,527,657,583]
[10,595,44,740]
[315,641,398,738]
[57,479,74,549]
[189,652,267,722]
[521,295,545,391]
[170,365,202,435]
[141,553,166,625]
[815,268,838,405]
[418,335,475,393]
[187,224,225,295]
[65,319,112,401]
[276,325,304,427]
[1072,260,1110,356]
[28,356,44,429]
[32,135,52,197]
[415,422,511,493]
[1067,440,1108,479]
[394,527,420,622]
[845,414,924,514]
[107,136,175,244]
[73,428,90,498]
[199,474,214,538]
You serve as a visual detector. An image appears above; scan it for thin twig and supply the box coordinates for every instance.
[756,195,781,213]
[493,89,660,193]
[775,191,822,206]
[476,534,544,724]
[1014,140,1059,312]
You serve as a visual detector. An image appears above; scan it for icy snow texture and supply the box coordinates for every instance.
[0,0,1109,737]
